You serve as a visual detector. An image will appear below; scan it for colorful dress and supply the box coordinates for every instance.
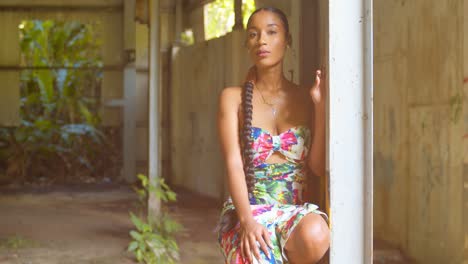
[217,125,327,264]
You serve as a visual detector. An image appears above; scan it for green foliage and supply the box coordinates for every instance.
[180,29,195,46]
[128,174,182,264]
[19,20,103,124]
[242,0,256,28]
[204,0,256,40]
[0,235,39,250]
[0,20,120,183]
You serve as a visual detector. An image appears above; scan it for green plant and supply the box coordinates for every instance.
[0,235,39,250]
[180,29,195,46]
[0,20,121,183]
[19,20,103,125]
[204,0,256,40]
[128,174,182,264]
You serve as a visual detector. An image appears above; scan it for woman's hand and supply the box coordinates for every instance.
[310,70,325,106]
[239,218,273,263]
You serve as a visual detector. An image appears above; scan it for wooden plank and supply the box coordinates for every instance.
[0,72,20,126]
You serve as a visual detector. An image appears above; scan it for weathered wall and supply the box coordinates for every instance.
[170,31,250,199]
[374,0,464,262]
[0,10,20,126]
[135,21,149,176]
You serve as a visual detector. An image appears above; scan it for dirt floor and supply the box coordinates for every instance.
[0,183,223,264]
[0,183,412,264]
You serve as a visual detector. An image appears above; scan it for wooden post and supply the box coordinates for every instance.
[328,0,373,262]
[148,0,160,220]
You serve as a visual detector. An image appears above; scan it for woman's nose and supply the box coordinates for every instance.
[258,32,267,45]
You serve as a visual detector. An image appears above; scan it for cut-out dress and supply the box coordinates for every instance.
[217,125,327,264]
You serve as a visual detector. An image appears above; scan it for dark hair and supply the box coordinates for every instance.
[247,6,290,36]
[216,7,290,234]
[242,81,255,194]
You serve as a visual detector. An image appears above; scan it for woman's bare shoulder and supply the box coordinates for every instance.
[219,86,243,106]
[220,86,243,96]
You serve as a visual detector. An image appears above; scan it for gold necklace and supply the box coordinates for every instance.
[256,86,279,117]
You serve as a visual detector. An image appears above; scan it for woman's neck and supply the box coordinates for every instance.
[256,65,287,92]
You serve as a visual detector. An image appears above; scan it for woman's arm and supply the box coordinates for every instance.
[217,86,272,262]
[217,87,253,225]
[307,70,326,177]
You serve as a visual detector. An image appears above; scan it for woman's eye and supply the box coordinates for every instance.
[248,32,257,38]
[268,31,277,35]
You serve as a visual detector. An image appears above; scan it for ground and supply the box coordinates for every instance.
[0,184,222,264]
[0,184,412,264]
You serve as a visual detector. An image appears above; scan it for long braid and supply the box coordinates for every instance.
[242,81,255,194]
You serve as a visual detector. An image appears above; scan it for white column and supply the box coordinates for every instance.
[148,0,161,219]
[328,0,373,263]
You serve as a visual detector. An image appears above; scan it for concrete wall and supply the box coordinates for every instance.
[374,0,464,262]
[170,30,250,199]
[135,21,149,176]
[0,10,20,126]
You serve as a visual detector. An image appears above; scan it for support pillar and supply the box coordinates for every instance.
[148,0,161,219]
[328,0,373,262]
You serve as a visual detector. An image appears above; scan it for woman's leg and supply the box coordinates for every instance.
[284,213,330,264]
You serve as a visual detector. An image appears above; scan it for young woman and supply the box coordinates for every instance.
[216,7,330,264]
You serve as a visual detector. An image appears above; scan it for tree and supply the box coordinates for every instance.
[204,0,256,40]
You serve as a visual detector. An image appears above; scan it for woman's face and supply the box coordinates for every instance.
[246,10,289,68]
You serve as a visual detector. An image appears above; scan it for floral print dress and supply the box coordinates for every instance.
[217,125,327,264]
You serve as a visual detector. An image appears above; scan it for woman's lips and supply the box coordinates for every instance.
[256,50,270,57]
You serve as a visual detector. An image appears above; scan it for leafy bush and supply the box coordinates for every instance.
[128,174,182,264]
[0,20,120,184]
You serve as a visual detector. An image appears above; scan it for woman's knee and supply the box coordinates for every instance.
[286,213,330,261]
[299,214,330,248]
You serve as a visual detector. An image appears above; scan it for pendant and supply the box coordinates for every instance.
[272,108,277,117]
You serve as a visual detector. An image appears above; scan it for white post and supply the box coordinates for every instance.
[328,0,373,263]
[148,0,160,219]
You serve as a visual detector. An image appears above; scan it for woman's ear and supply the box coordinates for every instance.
[287,33,293,47]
